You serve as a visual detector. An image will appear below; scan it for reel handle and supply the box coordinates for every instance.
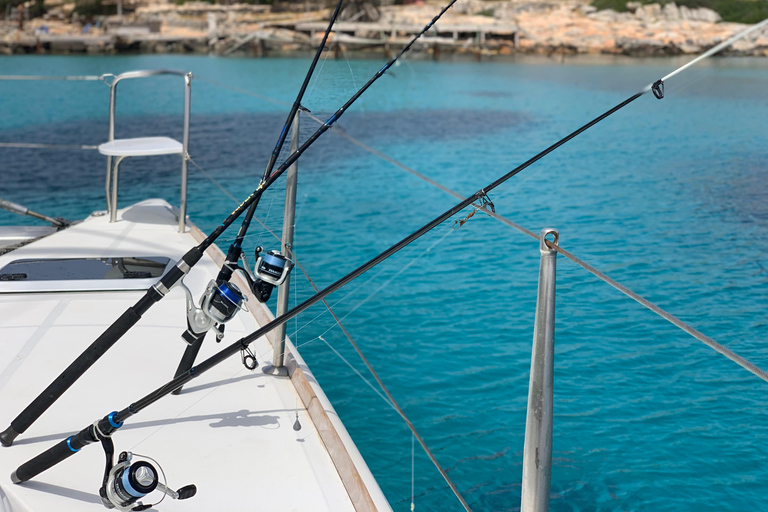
[177,484,197,500]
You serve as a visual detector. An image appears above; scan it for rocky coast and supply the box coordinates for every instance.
[1,0,767,57]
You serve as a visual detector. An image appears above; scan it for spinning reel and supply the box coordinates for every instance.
[181,279,248,344]
[238,246,293,303]
[99,440,195,511]
[179,246,291,345]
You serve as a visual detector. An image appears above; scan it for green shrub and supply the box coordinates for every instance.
[591,0,768,23]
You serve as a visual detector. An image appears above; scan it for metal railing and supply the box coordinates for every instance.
[273,109,300,368]
[103,70,192,233]
[521,228,558,512]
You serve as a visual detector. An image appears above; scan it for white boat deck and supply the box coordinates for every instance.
[0,199,390,512]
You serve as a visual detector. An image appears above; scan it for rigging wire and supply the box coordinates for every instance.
[190,159,471,510]
[327,113,768,384]
[199,77,768,384]
[290,228,473,512]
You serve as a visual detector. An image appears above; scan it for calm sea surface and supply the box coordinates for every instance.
[1,54,767,511]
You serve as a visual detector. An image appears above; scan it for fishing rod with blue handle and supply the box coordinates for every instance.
[171,0,343,394]
[0,0,463,449]
[13,14,768,479]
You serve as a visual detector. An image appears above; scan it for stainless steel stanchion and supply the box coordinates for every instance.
[521,227,558,512]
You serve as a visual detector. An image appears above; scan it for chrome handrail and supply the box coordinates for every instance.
[104,69,192,233]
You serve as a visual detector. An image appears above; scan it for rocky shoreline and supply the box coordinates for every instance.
[2,0,767,58]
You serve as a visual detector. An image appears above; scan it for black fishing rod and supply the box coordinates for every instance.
[0,0,462,449]
[0,198,70,228]
[14,14,768,478]
[170,0,343,393]
[3,69,682,486]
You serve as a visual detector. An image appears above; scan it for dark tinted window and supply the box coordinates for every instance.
[0,257,170,281]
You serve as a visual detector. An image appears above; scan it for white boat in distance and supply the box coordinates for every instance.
[0,69,392,512]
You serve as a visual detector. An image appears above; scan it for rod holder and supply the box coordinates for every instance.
[272,110,300,368]
[521,227,558,512]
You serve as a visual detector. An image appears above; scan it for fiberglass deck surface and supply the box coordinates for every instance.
[0,199,361,512]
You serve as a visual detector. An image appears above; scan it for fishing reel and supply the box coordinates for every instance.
[237,246,293,304]
[99,445,196,512]
[181,279,248,344]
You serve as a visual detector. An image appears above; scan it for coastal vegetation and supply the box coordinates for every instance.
[592,0,768,23]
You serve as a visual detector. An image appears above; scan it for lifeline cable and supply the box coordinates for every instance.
[327,109,768,384]
[0,0,463,448]
[0,75,105,81]
[11,14,768,486]
[0,142,98,150]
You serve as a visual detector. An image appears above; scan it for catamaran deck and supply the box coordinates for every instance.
[0,199,390,511]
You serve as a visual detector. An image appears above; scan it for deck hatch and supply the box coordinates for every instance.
[0,257,171,281]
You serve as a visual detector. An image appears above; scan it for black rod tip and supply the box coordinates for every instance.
[10,471,21,484]
[0,426,20,447]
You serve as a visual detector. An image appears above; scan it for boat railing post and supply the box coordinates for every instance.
[106,79,117,219]
[179,72,192,233]
[272,109,300,369]
[521,227,558,512]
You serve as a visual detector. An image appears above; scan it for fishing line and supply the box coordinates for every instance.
[286,249,418,341]
[292,225,455,351]
[252,188,277,249]
[288,249,470,511]
[189,157,283,243]
[319,336,393,406]
[169,0,345,388]
[344,55,359,92]
[283,217,444,342]
[305,42,332,105]
[128,364,248,451]
[191,152,408,345]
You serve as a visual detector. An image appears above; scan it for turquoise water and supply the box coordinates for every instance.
[1,54,768,511]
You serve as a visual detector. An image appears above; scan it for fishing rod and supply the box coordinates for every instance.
[0,198,70,228]
[0,0,462,448]
[170,0,343,394]
[13,18,768,487]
